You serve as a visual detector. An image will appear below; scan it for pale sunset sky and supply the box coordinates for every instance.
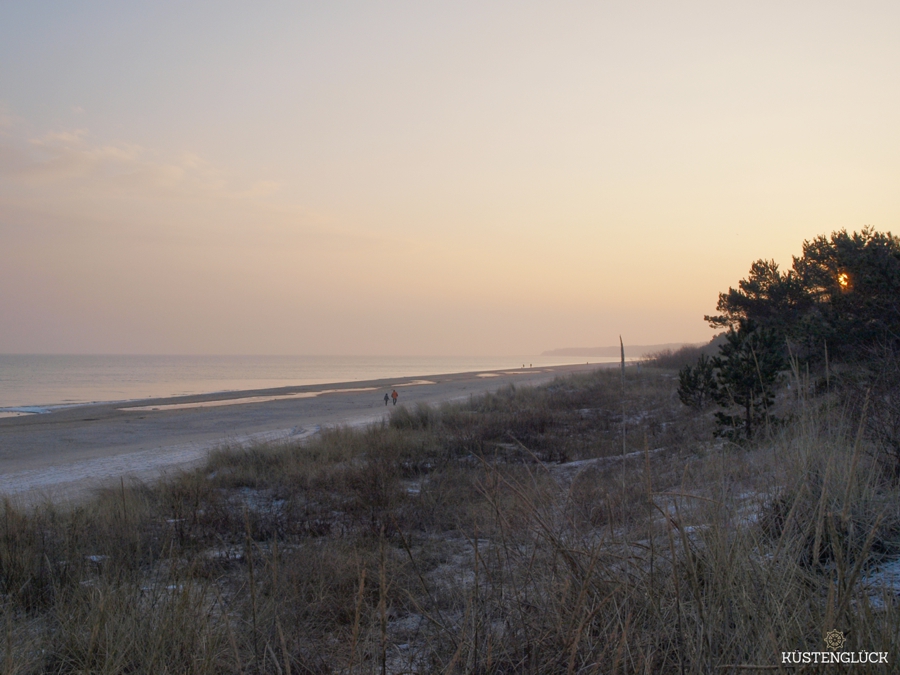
[1,2,898,355]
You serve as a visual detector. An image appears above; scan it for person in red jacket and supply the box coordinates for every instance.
[391,389,399,406]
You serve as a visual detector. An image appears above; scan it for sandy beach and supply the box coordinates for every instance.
[0,363,601,504]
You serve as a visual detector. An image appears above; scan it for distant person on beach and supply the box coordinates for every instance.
[391,389,399,406]
[383,393,390,406]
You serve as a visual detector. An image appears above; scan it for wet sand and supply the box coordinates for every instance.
[0,363,603,504]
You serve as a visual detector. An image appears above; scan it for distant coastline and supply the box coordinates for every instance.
[541,343,696,358]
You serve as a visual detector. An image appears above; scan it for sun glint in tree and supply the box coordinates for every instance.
[706,228,900,361]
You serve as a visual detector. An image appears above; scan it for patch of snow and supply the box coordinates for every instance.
[862,559,900,609]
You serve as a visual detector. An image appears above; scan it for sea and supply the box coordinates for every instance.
[0,354,620,411]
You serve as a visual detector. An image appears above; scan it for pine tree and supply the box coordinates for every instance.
[712,319,784,442]
[677,353,718,410]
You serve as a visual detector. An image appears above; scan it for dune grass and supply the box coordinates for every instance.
[1,367,898,673]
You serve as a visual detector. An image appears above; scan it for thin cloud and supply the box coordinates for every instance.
[0,113,388,254]
[13,126,256,202]
[31,129,90,145]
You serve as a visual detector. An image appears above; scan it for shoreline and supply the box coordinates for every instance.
[1,363,599,414]
[0,363,611,505]
[0,354,618,411]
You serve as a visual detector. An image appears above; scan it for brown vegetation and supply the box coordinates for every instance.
[1,367,898,673]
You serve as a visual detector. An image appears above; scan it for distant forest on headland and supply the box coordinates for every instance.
[543,343,694,357]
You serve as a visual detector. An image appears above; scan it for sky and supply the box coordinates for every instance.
[1,1,898,356]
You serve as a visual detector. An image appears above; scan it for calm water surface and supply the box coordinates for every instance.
[0,354,616,409]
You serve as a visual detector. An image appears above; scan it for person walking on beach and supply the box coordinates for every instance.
[384,393,390,406]
[391,389,399,406]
